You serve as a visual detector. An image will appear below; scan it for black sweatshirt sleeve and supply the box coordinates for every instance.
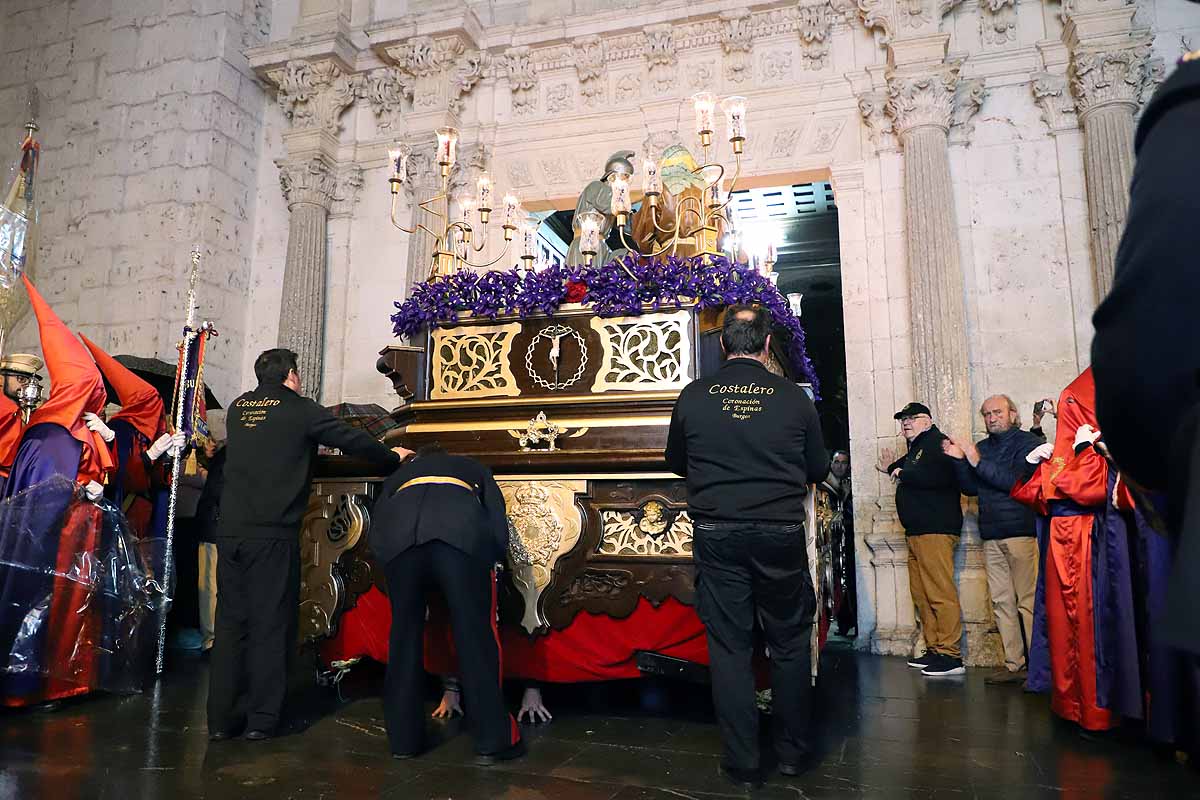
[306,402,402,469]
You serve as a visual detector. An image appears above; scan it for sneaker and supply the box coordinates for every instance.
[985,668,1028,685]
[922,654,965,677]
[907,652,934,669]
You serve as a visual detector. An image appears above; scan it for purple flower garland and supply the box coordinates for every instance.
[391,254,820,396]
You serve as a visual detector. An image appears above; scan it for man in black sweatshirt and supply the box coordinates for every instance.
[665,305,828,790]
[878,402,964,677]
[207,348,410,741]
[944,395,1043,685]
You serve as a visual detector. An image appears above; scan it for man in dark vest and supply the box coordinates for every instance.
[370,445,523,764]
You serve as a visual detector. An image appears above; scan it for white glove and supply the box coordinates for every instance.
[1026,442,1054,464]
[83,481,104,502]
[148,431,187,461]
[1074,424,1100,450]
[83,412,115,443]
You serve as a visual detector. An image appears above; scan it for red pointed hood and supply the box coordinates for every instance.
[0,393,21,474]
[23,275,114,483]
[79,333,165,442]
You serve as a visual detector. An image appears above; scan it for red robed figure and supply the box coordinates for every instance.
[79,333,166,539]
[1011,368,1114,731]
[0,393,22,482]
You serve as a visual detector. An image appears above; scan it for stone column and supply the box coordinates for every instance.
[277,156,336,399]
[1068,39,1152,301]
[885,61,972,440]
[401,146,442,290]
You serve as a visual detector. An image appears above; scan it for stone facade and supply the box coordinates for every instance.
[3,0,1199,663]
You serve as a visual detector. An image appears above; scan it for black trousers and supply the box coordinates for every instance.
[383,540,519,756]
[693,521,816,771]
[206,535,300,734]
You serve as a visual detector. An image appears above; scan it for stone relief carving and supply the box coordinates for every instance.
[643,24,678,94]
[761,49,795,84]
[798,0,832,71]
[1030,72,1078,133]
[507,159,535,188]
[505,46,539,116]
[590,311,692,392]
[856,89,896,150]
[501,480,587,633]
[979,0,1017,46]
[329,164,364,217]
[1069,42,1153,118]
[771,126,803,158]
[688,61,718,90]
[430,323,522,400]
[540,156,571,186]
[885,60,963,137]
[361,66,409,130]
[615,72,642,103]
[385,35,488,115]
[573,35,607,108]
[643,129,679,161]
[948,78,987,145]
[277,156,338,210]
[599,507,693,557]
[721,9,755,84]
[809,118,845,153]
[268,59,362,134]
[546,82,574,114]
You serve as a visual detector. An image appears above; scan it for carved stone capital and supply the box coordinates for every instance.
[948,77,987,146]
[1069,39,1153,119]
[266,59,362,134]
[504,46,539,117]
[721,9,755,84]
[361,66,410,131]
[885,60,962,138]
[798,0,832,71]
[383,35,489,116]
[330,164,364,218]
[278,156,338,210]
[980,0,1017,46]
[573,35,607,108]
[856,0,963,41]
[856,88,897,151]
[643,24,678,95]
[1031,71,1078,134]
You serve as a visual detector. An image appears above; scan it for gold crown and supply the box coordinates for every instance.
[0,353,43,376]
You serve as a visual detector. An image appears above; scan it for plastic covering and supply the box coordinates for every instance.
[0,475,166,699]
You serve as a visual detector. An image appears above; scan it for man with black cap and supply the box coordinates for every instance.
[877,402,964,677]
[369,445,523,765]
[665,304,827,789]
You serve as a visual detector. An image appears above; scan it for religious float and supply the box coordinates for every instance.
[298,99,849,684]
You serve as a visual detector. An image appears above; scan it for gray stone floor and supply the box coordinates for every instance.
[1,643,1197,799]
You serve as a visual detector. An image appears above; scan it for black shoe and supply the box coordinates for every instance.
[720,764,763,790]
[907,652,934,669]
[474,740,526,766]
[922,654,965,677]
[208,730,234,742]
[244,730,272,741]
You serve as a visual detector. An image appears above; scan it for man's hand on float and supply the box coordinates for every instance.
[392,446,415,460]
[431,686,463,719]
[1074,424,1101,450]
[518,686,553,724]
[83,481,104,502]
[83,412,115,443]
[1026,442,1054,464]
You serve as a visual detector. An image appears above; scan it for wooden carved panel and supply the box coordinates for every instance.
[590,310,692,393]
[430,322,522,400]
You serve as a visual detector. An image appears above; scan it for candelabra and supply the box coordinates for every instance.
[388,127,530,278]
[607,94,774,275]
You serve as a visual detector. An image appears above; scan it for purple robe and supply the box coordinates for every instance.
[1092,471,1142,720]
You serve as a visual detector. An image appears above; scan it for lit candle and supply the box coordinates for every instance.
[610,174,631,215]
[692,92,716,136]
[388,145,408,184]
[435,127,458,168]
[644,159,661,195]
[578,210,604,257]
[457,195,475,221]
[522,223,537,259]
[503,193,520,227]
[722,96,748,142]
[477,173,493,212]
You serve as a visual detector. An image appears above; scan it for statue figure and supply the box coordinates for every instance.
[632,143,718,259]
[565,150,635,267]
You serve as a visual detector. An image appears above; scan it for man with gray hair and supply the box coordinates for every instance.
[944,395,1044,685]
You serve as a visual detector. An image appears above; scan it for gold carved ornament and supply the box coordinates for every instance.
[590,310,692,393]
[598,501,693,558]
[430,322,521,400]
[500,480,586,634]
[298,487,373,644]
[507,411,588,452]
